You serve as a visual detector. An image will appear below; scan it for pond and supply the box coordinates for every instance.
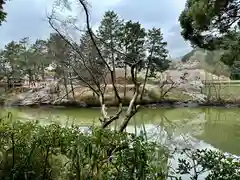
[0,106,240,157]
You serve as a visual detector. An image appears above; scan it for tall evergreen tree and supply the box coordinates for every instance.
[98,11,124,83]
[146,28,169,76]
[122,21,146,69]
[140,28,169,100]
[0,50,7,81]
[119,20,146,97]
[48,33,71,79]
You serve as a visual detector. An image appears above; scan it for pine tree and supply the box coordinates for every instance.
[48,33,71,79]
[120,20,146,97]
[32,39,50,80]
[2,41,24,88]
[122,21,146,69]
[19,37,44,86]
[146,27,169,77]
[98,11,124,83]
[140,28,169,100]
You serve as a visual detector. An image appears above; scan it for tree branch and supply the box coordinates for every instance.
[47,14,103,95]
[77,0,122,104]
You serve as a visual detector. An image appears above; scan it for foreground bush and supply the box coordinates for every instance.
[173,148,240,180]
[0,117,168,180]
[0,115,239,179]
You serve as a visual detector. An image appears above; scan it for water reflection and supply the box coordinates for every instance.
[196,108,240,155]
[0,106,240,155]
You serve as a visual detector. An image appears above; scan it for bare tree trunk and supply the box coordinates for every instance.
[63,72,69,99]
[119,85,140,132]
[69,72,75,100]
[119,63,142,132]
[41,64,45,81]
[99,94,108,120]
[110,36,116,84]
[28,75,31,88]
[140,46,154,101]
[140,61,150,101]
[6,77,10,91]
[124,64,127,99]
[111,47,117,102]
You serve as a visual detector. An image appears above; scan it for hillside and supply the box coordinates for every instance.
[178,48,230,77]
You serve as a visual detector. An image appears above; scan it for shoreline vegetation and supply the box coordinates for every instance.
[6,101,240,109]
[1,80,240,108]
[2,94,240,109]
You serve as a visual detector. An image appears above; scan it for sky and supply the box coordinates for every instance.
[0,0,192,58]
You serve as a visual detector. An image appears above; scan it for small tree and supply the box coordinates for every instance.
[2,41,24,89]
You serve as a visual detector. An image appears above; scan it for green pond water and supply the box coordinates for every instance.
[0,106,240,156]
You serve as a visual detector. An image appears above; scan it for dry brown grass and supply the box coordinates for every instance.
[72,83,192,106]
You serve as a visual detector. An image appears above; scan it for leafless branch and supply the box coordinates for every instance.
[77,0,146,131]
[47,14,102,95]
[77,0,122,103]
[47,0,150,131]
[48,0,123,126]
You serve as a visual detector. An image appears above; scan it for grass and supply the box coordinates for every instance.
[72,84,193,106]
[203,83,240,102]
[46,82,240,105]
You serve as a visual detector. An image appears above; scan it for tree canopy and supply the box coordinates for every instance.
[179,0,240,49]
[179,0,240,78]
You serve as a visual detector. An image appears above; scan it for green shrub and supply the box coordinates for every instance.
[174,148,240,179]
[0,114,239,180]
[0,115,168,180]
